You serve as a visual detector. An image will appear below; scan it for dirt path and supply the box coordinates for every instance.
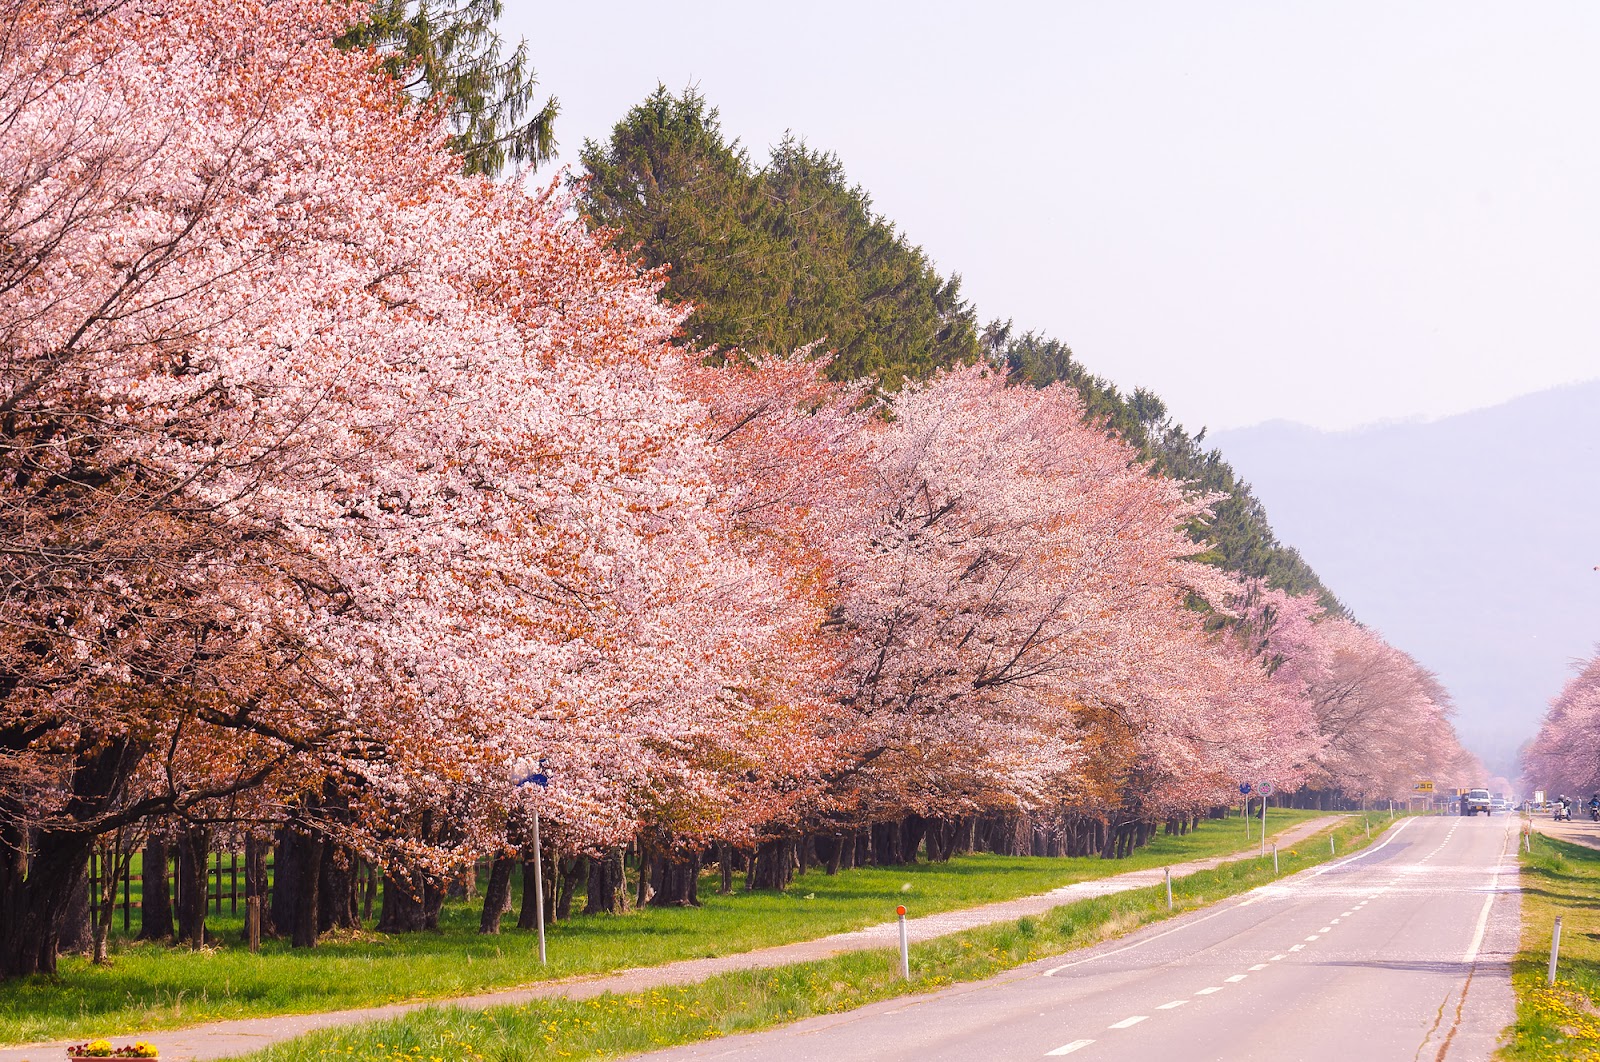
[0,814,1345,1062]
[1529,813,1600,850]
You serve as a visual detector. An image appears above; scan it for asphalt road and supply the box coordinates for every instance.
[637,814,1521,1062]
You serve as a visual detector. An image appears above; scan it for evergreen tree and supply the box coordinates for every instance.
[578,87,979,386]
[338,0,558,176]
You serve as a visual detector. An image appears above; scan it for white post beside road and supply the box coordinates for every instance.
[1549,915,1564,985]
[1273,844,1279,876]
[532,809,547,965]
[1164,866,1172,910]
[1330,834,1336,856]
[897,905,910,980]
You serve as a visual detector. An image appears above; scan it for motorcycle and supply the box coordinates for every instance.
[1589,804,1599,822]
[1555,803,1573,821]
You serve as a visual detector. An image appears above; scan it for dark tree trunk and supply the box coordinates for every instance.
[813,834,841,875]
[136,834,173,942]
[553,856,584,922]
[583,848,628,914]
[270,827,298,940]
[870,821,901,865]
[57,862,91,955]
[647,849,701,907]
[715,843,735,893]
[175,826,209,949]
[316,843,359,933]
[244,835,275,938]
[479,856,515,934]
[377,866,444,933]
[286,828,323,948]
[900,814,927,864]
[749,836,797,891]
[0,825,95,977]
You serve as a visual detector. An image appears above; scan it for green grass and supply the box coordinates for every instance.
[0,809,1328,1044]
[242,815,1381,1062]
[1500,829,1600,1059]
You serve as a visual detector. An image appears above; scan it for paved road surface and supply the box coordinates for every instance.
[639,815,1520,1062]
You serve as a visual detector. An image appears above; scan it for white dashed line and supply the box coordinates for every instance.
[1305,934,1320,941]
[1319,926,1332,932]
[1196,986,1223,995]
[1289,944,1306,952]
[1226,974,1247,982]
[1249,963,1268,971]
[1270,954,1285,961]
[1109,1016,1148,1029]
[1157,1000,1188,1009]
[1046,1040,1096,1056]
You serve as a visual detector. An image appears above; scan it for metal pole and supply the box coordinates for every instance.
[1260,798,1267,855]
[1164,866,1172,910]
[532,809,547,965]
[1549,915,1564,985]
[897,905,910,980]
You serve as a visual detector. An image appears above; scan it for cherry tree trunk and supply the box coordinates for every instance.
[137,834,173,942]
[316,843,359,933]
[285,829,323,948]
[749,837,797,891]
[869,821,901,865]
[551,855,584,923]
[175,826,209,948]
[378,867,443,932]
[58,864,91,955]
[583,848,628,914]
[0,825,94,978]
[647,850,701,907]
[478,856,514,934]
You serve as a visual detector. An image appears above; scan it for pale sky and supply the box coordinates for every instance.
[507,0,1600,431]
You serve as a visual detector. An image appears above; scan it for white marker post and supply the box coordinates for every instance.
[1272,844,1279,876]
[1330,834,1336,856]
[1549,915,1564,985]
[896,905,910,980]
[1165,866,1172,911]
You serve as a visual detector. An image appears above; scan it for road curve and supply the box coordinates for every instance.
[635,815,1521,1062]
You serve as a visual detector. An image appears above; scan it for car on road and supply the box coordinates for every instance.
[1461,788,1493,815]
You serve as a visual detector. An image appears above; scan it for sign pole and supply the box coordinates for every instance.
[1260,796,1267,855]
[532,808,547,965]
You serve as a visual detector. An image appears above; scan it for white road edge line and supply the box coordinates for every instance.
[1463,821,1514,964]
[1109,1016,1148,1029]
[1045,1040,1096,1056]
[1313,817,1419,876]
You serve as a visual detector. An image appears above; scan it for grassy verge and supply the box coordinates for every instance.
[243,815,1384,1062]
[1500,830,1600,1059]
[0,810,1334,1044]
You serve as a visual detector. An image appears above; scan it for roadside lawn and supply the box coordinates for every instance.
[0,809,1332,1043]
[242,816,1379,1062]
[1501,831,1600,1059]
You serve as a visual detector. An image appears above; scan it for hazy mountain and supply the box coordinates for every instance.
[1213,379,1600,781]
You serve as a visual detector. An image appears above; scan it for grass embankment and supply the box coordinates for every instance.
[1501,831,1600,1059]
[0,810,1330,1044]
[242,814,1381,1062]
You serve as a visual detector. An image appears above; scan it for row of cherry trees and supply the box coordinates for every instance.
[1522,651,1600,798]
[0,0,1477,974]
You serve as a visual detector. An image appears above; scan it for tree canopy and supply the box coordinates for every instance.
[577,87,980,386]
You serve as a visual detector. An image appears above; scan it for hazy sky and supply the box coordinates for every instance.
[506,0,1599,431]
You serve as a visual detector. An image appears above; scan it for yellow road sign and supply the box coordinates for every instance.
[1414,780,1435,793]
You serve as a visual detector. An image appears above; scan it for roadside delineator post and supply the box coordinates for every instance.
[1164,866,1172,911]
[1330,834,1336,856]
[896,905,910,980]
[1549,915,1564,985]
[1273,844,1279,876]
